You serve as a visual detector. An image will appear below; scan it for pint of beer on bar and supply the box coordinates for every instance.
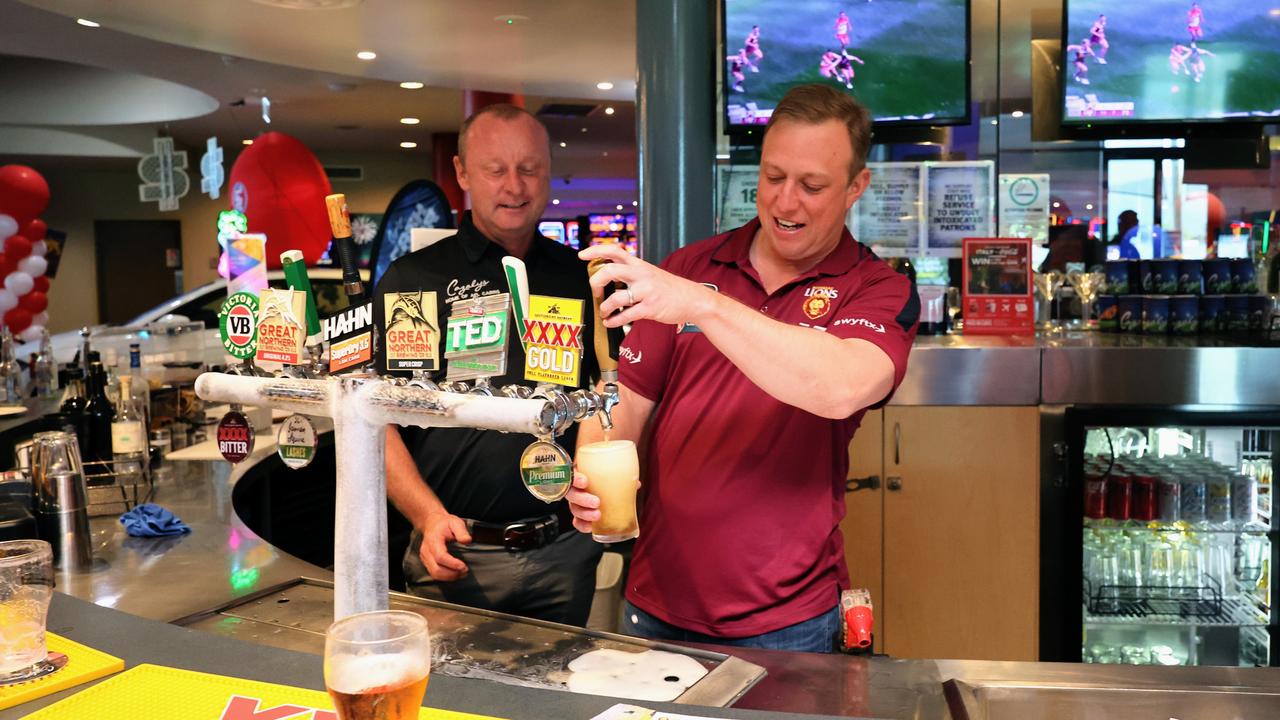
[324,610,431,720]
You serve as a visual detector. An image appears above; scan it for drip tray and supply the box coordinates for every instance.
[174,577,766,708]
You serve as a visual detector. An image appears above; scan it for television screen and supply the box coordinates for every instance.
[722,0,969,128]
[538,221,567,246]
[1062,2,1280,124]
[588,214,638,256]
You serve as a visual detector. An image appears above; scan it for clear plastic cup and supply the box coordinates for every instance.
[0,540,54,681]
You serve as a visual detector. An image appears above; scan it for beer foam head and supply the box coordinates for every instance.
[578,440,636,456]
[325,651,429,694]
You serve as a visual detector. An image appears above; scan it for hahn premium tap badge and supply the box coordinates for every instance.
[522,295,585,387]
[520,437,573,502]
[384,291,439,372]
[255,288,307,364]
[277,414,318,470]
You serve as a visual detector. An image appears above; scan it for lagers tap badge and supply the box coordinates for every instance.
[520,438,573,503]
[803,286,839,321]
[218,292,260,360]
[217,410,254,464]
[277,414,318,470]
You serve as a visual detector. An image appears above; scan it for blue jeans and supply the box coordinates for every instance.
[622,600,842,654]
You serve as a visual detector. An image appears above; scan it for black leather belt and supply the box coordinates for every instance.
[464,509,572,551]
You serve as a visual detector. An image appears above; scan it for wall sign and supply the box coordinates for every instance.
[137,137,191,212]
[926,161,995,255]
[849,162,924,256]
[998,173,1050,243]
[961,237,1034,335]
[715,165,759,233]
[201,137,225,200]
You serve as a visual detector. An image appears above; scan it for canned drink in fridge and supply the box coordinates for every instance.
[1138,260,1153,293]
[1231,259,1259,294]
[1170,295,1199,335]
[1085,472,1108,519]
[1225,294,1250,332]
[1157,476,1181,522]
[1131,475,1158,521]
[1203,259,1232,294]
[1232,474,1257,525]
[1151,259,1180,294]
[1178,260,1203,295]
[1142,295,1170,334]
[1207,476,1233,523]
[1248,294,1269,332]
[1118,295,1143,332]
[1107,474,1133,520]
[1180,477,1207,523]
[1200,294,1225,333]
[1105,261,1132,295]
[1097,296,1119,332]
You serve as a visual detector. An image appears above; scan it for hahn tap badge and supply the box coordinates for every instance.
[384,291,439,372]
[522,295,584,387]
[520,438,573,502]
[277,414,318,470]
[255,289,307,364]
[218,292,260,360]
[217,411,254,464]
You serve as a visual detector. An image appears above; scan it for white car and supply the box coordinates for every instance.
[22,269,366,367]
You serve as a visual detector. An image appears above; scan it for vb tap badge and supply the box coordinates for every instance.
[520,437,573,503]
[521,295,585,387]
[218,292,259,360]
[277,414,318,470]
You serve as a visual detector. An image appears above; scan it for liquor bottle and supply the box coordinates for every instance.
[83,360,116,475]
[111,375,147,482]
[58,364,90,459]
[127,343,151,431]
[0,328,20,404]
[33,328,56,398]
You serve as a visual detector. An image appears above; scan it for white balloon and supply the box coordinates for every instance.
[5,272,33,297]
[0,215,15,241]
[0,290,17,313]
[18,325,42,343]
[33,312,48,327]
[29,240,47,258]
[17,256,46,278]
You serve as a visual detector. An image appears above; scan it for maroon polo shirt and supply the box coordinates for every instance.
[620,217,918,638]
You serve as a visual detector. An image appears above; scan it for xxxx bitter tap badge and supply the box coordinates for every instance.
[444,293,510,381]
[218,292,259,360]
[217,410,254,464]
[383,291,440,372]
[255,288,307,364]
[522,295,585,387]
[520,438,574,502]
[277,414,318,470]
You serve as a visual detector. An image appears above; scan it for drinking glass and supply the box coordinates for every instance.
[1067,271,1107,330]
[1174,542,1204,595]
[1146,539,1175,597]
[576,440,641,543]
[945,287,963,333]
[1033,271,1065,332]
[324,610,431,720]
[0,540,54,683]
[1240,535,1267,584]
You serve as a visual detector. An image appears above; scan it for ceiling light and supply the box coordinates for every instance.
[76,18,100,27]
[1052,201,1061,208]
[604,107,615,115]
[559,141,567,148]
[1011,110,1025,118]
[495,14,529,25]
[597,82,614,91]
[1271,8,1280,16]
[632,201,638,207]
[581,127,588,133]
[400,117,420,125]
[400,141,418,149]
[356,50,377,61]
[552,199,561,205]
[399,81,424,90]
[1086,203,1094,210]
[602,151,609,157]
[242,139,254,145]
[990,119,998,125]
[616,204,624,211]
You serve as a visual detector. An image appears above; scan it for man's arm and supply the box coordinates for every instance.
[566,383,656,533]
[385,429,473,581]
[580,244,896,420]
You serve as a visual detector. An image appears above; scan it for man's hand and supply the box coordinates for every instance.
[579,244,717,328]
[418,510,473,581]
[566,470,601,534]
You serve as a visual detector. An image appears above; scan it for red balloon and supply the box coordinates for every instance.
[32,276,49,293]
[0,166,50,225]
[3,308,31,333]
[18,291,46,314]
[18,218,46,242]
[3,235,31,261]
[227,132,333,269]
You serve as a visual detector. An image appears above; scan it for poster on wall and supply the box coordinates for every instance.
[926,161,995,255]
[715,165,759,233]
[997,173,1050,243]
[849,162,925,256]
[961,237,1034,335]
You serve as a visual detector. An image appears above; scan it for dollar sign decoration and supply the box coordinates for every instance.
[138,137,191,211]
[201,137,225,200]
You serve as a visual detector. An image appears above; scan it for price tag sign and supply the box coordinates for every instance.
[217,411,254,464]
[383,291,440,372]
[520,438,573,502]
[277,414,318,470]
[961,237,1034,335]
[521,295,584,387]
[218,292,259,360]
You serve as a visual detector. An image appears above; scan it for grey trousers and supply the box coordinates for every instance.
[403,528,604,626]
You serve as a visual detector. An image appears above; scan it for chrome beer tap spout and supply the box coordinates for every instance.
[530,383,575,435]
[406,371,438,391]
[500,384,533,400]
[469,377,495,396]
[597,379,620,432]
[438,380,471,394]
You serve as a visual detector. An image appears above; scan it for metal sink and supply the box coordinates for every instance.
[944,679,1280,719]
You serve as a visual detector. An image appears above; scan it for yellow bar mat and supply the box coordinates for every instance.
[0,632,125,711]
[24,663,505,719]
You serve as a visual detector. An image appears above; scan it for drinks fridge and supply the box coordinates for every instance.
[1041,408,1278,667]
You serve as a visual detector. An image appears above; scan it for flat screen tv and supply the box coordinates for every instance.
[1062,1,1280,125]
[722,0,970,130]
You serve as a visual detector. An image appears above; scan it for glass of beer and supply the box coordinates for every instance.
[0,539,54,682]
[324,610,431,720]
[576,440,640,543]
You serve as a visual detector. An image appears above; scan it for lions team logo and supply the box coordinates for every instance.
[803,286,838,320]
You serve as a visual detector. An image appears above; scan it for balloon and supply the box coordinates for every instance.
[31,276,48,293]
[3,308,31,333]
[18,291,46,314]
[17,256,46,278]
[0,166,50,225]
[227,132,333,269]
[4,272,33,297]
[18,218,46,242]
[0,290,18,314]
[0,215,15,241]
[33,312,48,327]
[29,240,46,258]
[18,325,42,343]
[4,235,31,261]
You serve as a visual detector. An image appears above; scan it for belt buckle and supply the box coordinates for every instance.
[502,521,538,551]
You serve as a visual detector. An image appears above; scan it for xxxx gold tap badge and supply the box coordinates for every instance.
[802,286,839,321]
[520,438,573,502]
[384,291,440,371]
[522,295,585,387]
[255,288,307,364]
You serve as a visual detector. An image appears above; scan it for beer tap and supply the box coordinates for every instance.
[587,259,624,431]
[406,371,438,391]
[469,377,495,396]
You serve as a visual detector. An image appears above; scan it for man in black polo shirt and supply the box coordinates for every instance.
[373,104,602,625]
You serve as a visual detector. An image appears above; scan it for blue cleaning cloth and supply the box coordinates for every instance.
[119,503,192,537]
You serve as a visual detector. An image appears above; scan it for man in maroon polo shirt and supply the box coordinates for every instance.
[568,84,919,653]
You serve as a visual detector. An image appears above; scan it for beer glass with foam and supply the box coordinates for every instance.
[577,440,640,543]
[324,610,431,720]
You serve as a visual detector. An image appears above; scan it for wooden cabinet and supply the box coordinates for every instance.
[840,406,1040,661]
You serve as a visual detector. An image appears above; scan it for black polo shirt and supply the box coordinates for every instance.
[372,212,600,524]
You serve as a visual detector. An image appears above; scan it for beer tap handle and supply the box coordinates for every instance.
[502,256,530,347]
[280,249,323,346]
[325,194,365,305]
[586,259,623,384]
